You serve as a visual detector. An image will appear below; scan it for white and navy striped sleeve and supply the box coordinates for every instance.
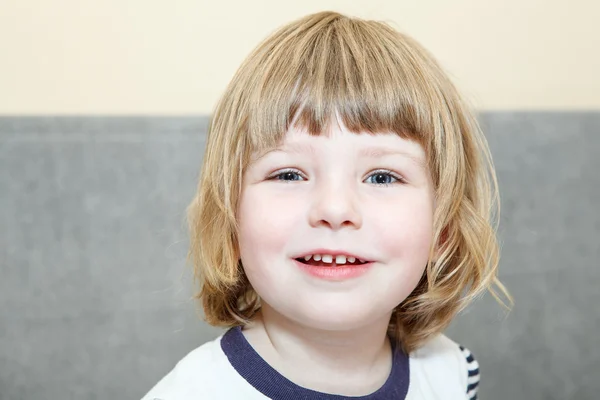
[459,345,480,400]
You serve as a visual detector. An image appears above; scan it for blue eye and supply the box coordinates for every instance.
[268,169,403,185]
[270,169,304,181]
[365,171,403,186]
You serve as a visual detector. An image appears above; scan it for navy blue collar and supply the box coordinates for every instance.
[221,326,409,399]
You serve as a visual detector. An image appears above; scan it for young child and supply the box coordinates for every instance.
[143,11,511,400]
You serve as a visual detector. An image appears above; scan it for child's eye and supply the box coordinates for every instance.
[365,170,404,186]
[267,169,404,185]
[268,169,305,182]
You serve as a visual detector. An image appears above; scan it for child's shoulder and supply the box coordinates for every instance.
[141,333,266,400]
[408,334,480,399]
[140,335,222,399]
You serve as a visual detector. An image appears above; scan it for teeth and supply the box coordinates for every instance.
[335,255,347,264]
[300,254,366,265]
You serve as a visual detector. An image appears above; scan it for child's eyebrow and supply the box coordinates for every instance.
[358,147,427,169]
[254,142,317,161]
[279,142,319,156]
[256,143,426,169]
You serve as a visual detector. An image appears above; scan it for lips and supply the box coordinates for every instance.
[293,258,372,280]
[293,249,371,265]
[295,254,367,267]
[292,249,373,280]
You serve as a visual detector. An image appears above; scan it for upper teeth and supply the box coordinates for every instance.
[302,254,363,264]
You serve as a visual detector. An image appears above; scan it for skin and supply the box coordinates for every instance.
[236,120,436,396]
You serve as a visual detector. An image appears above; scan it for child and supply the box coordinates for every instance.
[143,11,511,400]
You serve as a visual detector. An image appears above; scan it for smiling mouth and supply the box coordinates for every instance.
[294,256,369,268]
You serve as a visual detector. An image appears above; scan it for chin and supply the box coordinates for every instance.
[277,299,390,332]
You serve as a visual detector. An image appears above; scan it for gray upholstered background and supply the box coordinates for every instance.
[1,113,598,400]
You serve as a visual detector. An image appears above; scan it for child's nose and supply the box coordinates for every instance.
[307,183,362,230]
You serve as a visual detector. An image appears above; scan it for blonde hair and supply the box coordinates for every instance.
[187,11,512,353]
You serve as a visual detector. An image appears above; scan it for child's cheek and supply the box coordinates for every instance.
[237,187,305,263]
[369,195,434,264]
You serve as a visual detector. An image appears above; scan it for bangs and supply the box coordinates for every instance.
[240,13,451,156]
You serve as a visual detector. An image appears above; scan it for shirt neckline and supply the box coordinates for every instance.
[220,326,409,399]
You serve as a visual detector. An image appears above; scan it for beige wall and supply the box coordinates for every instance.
[1,0,598,114]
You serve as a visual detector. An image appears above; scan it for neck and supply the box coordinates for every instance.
[241,305,394,396]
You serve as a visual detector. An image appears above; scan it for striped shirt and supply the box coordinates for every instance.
[143,327,480,399]
[460,345,480,400]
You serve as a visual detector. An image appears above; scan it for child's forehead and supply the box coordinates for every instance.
[284,124,419,147]
[250,123,427,164]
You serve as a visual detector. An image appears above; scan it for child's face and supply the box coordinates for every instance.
[237,123,435,330]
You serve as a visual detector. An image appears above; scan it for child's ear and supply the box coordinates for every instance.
[439,226,449,246]
[432,226,449,263]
